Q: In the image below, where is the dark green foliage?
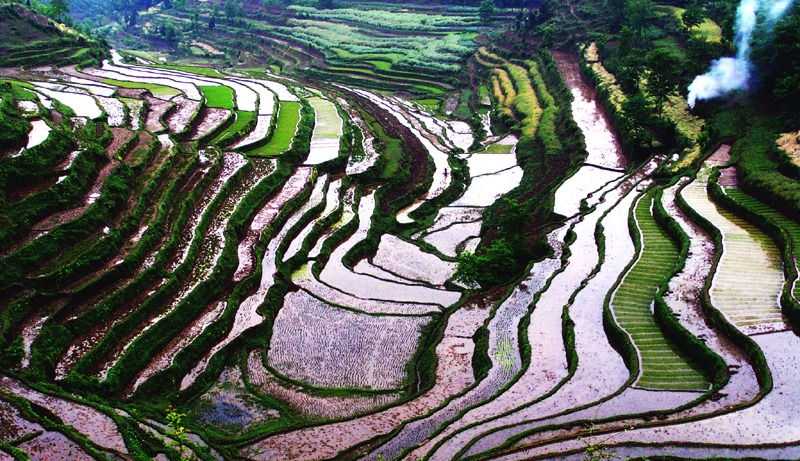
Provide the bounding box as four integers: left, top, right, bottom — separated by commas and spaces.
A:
674, 183, 773, 392
0, 83, 32, 147
644, 48, 682, 113
454, 238, 521, 288
681, 0, 706, 29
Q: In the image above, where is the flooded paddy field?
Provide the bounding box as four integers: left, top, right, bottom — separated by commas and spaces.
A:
0, 42, 798, 461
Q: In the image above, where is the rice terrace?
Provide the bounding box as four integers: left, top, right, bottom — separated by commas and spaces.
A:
1, 0, 800, 458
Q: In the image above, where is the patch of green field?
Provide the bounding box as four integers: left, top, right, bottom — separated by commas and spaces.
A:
367, 60, 393, 71
725, 188, 800, 301
664, 6, 723, 43
416, 99, 441, 111
210, 110, 255, 144
154, 64, 224, 78
247, 101, 301, 156
411, 85, 446, 95
478, 85, 491, 106
331, 48, 405, 63
199, 85, 235, 110
309, 97, 342, 140
612, 193, 709, 391
100, 78, 180, 99
2, 81, 38, 100
379, 137, 403, 179
121, 49, 165, 62
481, 142, 514, 154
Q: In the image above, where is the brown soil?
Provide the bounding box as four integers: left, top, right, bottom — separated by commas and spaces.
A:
6, 175, 60, 204
344, 89, 430, 213
107, 127, 135, 157
124, 131, 153, 164
718, 166, 738, 187
145, 96, 173, 133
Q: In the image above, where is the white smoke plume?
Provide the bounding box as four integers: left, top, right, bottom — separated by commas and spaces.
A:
687, 0, 795, 107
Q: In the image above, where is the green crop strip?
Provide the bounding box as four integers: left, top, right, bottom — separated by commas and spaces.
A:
247, 101, 301, 156
724, 188, 800, 303
100, 78, 180, 99
199, 85, 235, 110
210, 110, 254, 145
611, 193, 709, 391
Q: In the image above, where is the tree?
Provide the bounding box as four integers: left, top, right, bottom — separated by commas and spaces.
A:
479, 0, 495, 23
771, 3, 800, 124
455, 238, 518, 288
623, 0, 657, 43
644, 48, 681, 113
47, 0, 69, 22
681, 0, 706, 30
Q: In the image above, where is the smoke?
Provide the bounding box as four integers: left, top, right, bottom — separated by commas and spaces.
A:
687, 0, 795, 107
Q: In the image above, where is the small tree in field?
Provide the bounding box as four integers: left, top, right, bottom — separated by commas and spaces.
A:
479, 0, 495, 23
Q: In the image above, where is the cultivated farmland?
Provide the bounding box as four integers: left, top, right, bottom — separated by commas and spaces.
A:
2, 2, 800, 460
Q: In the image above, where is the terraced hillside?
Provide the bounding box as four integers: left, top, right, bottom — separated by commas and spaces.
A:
2, 20, 800, 461
0, 3, 107, 69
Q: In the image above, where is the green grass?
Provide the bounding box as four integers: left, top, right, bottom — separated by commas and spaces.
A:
416, 99, 441, 111
664, 6, 723, 43
682, 180, 784, 327
481, 142, 514, 154
367, 60, 393, 71
308, 97, 342, 140
153, 64, 224, 78
199, 85, 235, 110
100, 78, 180, 99
247, 101, 301, 156
331, 48, 405, 63
210, 110, 255, 145
611, 193, 709, 391
725, 188, 800, 302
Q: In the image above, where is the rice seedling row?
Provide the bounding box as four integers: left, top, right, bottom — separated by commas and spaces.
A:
608, 192, 709, 390
723, 187, 800, 302
410, 158, 659, 460
180, 167, 316, 390
681, 170, 786, 332
246, 348, 403, 420
304, 96, 344, 165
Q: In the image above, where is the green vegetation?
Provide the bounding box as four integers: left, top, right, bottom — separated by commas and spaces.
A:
247, 101, 301, 156
211, 110, 255, 145
199, 85, 235, 110
723, 188, 800, 305
2, 0, 800, 458
101, 78, 181, 98
0, 3, 107, 68
611, 193, 709, 390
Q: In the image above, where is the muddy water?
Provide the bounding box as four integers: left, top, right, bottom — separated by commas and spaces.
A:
181, 168, 316, 390
0, 376, 127, 452
247, 349, 403, 420
317, 193, 460, 308
267, 289, 431, 390
241, 289, 506, 461
282, 178, 341, 262
370, 222, 567, 460
36, 87, 103, 119
545, 331, 800, 459
552, 51, 627, 170
417, 161, 658, 461
191, 108, 231, 140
